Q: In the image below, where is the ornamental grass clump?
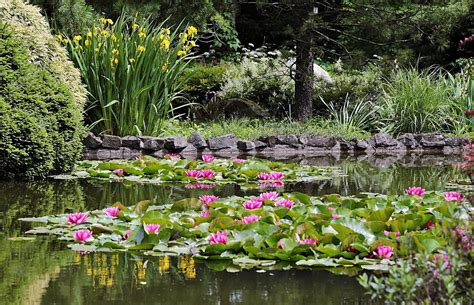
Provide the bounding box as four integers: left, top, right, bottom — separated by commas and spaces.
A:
63, 15, 198, 136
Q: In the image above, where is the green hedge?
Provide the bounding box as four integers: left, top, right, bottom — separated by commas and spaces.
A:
0, 25, 83, 179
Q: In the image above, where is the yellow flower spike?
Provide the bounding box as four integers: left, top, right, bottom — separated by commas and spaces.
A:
111, 57, 118, 64
165, 28, 170, 35
100, 30, 109, 37
100, 17, 107, 24
137, 45, 145, 53
87, 31, 92, 37
132, 23, 139, 31
73, 35, 82, 41
187, 26, 198, 36
160, 39, 170, 50
106, 19, 114, 25
56, 34, 63, 41
139, 31, 146, 38
75, 45, 82, 50
112, 48, 119, 55
129, 57, 135, 63
95, 47, 100, 53
161, 63, 168, 72
111, 34, 117, 42
190, 41, 196, 47
85, 39, 91, 47
177, 50, 187, 57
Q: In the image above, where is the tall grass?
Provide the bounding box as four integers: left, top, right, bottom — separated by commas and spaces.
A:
321, 95, 377, 133
379, 68, 465, 135
63, 14, 197, 135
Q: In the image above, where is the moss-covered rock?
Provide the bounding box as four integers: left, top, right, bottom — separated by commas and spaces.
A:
0, 22, 83, 179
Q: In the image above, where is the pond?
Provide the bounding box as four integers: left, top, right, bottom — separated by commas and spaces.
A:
0, 154, 469, 305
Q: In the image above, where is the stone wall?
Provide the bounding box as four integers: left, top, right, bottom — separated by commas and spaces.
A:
83, 132, 472, 160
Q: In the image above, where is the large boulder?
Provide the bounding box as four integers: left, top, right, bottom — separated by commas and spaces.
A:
188, 132, 207, 148
420, 133, 445, 147
102, 135, 122, 149
208, 134, 237, 150
368, 133, 400, 148
140, 136, 164, 150
164, 136, 188, 151
303, 136, 337, 148
83, 132, 102, 149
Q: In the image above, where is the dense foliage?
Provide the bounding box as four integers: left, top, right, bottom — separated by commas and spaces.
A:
0, 25, 83, 179
64, 15, 198, 135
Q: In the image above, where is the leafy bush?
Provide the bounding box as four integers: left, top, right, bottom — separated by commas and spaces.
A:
378, 68, 467, 135
359, 224, 473, 304
181, 63, 230, 103
65, 15, 198, 136
0, 25, 83, 179
314, 65, 382, 113
29, 0, 98, 36
0, 0, 86, 106
220, 48, 294, 118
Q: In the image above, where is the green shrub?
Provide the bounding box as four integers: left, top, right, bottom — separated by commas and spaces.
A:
220, 48, 294, 118
358, 224, 473, 304
314, 66, 382, 113
378, 68, 467, 135
29, 0, 98, 36
0, 0, 87, 106
0, 25, 83, 179
65, 14, 198, 136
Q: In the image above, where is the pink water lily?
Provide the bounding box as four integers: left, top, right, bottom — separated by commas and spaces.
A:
73, 229, 94, 243
443, 192, 464, 202
199, 195, 219, 207
277, 239, 286, 249
243, 198, 263, 210
331, 214, 342, 219
113, 168, 125, 175
259, 191, 279, 201
200, 211, 210, 218
299, 238, 317, 245
103, 206, 120, 217
185, 170, 201, 178
199, 169, 215, 179
242, 214, 260, 224
67, 212, 88, 225
233, 159, 246, 164
328, 207, 335, 212
202, 155, 215, 162
270, 172, 284, 180
209, 231, 228, 244
405, 186, 425, 196
384, 230, 401, 237
144, 224, 160, 234
373, 245, 393, 259
275, 199, 294, 209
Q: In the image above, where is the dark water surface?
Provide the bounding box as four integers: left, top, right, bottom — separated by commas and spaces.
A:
0, 156, 469, 305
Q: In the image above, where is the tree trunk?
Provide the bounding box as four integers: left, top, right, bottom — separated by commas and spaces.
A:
294, 29, 314, 122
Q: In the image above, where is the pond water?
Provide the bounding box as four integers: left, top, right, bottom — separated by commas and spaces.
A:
0, 155, 470, 305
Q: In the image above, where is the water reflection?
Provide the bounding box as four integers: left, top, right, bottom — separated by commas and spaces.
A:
0, 156, 470, 304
